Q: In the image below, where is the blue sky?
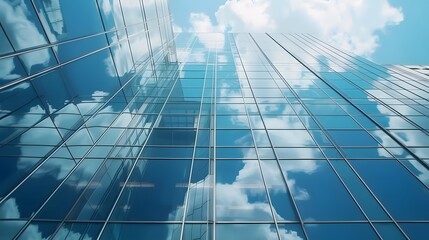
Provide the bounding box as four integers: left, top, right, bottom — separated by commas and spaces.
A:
170, 0, 429, 65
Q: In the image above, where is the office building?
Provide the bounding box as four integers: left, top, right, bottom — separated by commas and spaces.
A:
0, 0, 428, 239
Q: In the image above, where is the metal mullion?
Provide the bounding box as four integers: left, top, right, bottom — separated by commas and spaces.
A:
288, 34, 429, 164
45, 70, 174, 239
230, 33, 281, 240
21, 0, 61, 67
179, 40, 211, 240
271, 33, 429, 170
300, 76, 429, 189
117, 0, 138, 66
0, 22, 16, 56
28, 0, 61, 64
93, 33, 197, 239
211, 38, 219, 240
140, 0, 157, 79
163, 0, 178, 62
302, 32, 429, 91
293, 34, 429, 135
303, 34, 429, 88
266, 33, 416, 238
95, 0, 131, 95
299, 34, 429, 105
291, 29, 426, 204
250, 33, 389, 240
243, 33, 310, 240
390, 65, 429, 83
0, 51, 155, 206
93, 72, 180, 239
296, 33, 429, 101
0, 21, 32, 79
152, 0, 166, 55
0, 34, 133, 91
0, 22, 144, 60
14, 68, 172, 240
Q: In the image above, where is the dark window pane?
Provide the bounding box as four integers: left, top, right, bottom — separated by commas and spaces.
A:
279, 160, 365, 221
100, 224, 181, 240
305, 223, 378, 240
350, 160, 429, 220
111, 159, 191, 221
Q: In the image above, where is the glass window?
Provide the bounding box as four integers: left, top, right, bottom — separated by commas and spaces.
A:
61, 49, 121, 99
0, 220, 26, 239
0, 156, 76, 219
147, 129, 196, 146
279, 160, 365, 220
186, 160, 211, 221
374, 223, 407, 240
1, 0, 48, 50
111, 159, 191, 221
141, 147, 194, 158
317, 116, 361, 129
216, 130, 253, 147
216, 160, 272, 221
305, 223, 378, 240
33, 0, 104, 42
100, 223, 181, 240
277, 224, 306, 240
0, 27, 13, 54
183, 224, 211, 240
53, 222, 102, 240
331, 160, 389, 220
350, 159, 429, 220
268, 130, 316, 147
35, 159, 103, 219
216, 115, 249, 129
260, 160, 298, 221
55, 35, 108, 63
216, 224, 279, 240
216, 147, 257, 159
0, 57, 27, 84
328, 130, 379, 147
262, 115, 305, 129
400, 223, 429, 240
19, 221, 59, 240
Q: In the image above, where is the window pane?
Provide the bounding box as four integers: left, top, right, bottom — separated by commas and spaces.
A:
111, 159, 191, 221
100, 224, 181, 240
279, 160, 365, 220
350, 160, 429, 220
305, 223, 378, 240
216, 160, 272, 221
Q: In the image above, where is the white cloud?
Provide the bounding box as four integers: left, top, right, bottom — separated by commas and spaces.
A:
172, 23, 183, 33
0, 58, 21, 80
189, 12, 225, 33
213, 0, 403, 56
189, 13, 225, 50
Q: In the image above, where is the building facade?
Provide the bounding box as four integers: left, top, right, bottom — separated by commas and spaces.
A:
1, 1, 429, 240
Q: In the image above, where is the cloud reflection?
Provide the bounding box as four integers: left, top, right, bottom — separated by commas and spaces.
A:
0, 0, 52, 73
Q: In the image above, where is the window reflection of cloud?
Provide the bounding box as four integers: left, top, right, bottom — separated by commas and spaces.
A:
0, 58, 22, 81
0, 198, 92, 239
374, 103, 429, 185
214, 160, 307, 239
217, 223, 304, 240
0, 0, 52, 75
101, 0, 137, 77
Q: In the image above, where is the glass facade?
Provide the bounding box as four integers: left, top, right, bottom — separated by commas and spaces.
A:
1, 1, 429, 240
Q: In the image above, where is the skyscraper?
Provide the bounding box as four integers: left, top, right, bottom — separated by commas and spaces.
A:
0, 1, 428, 240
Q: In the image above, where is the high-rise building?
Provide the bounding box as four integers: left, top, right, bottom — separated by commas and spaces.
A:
0, 1, 428, 240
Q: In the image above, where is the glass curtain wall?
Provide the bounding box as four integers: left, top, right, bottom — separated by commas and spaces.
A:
1, 1, 429, 239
